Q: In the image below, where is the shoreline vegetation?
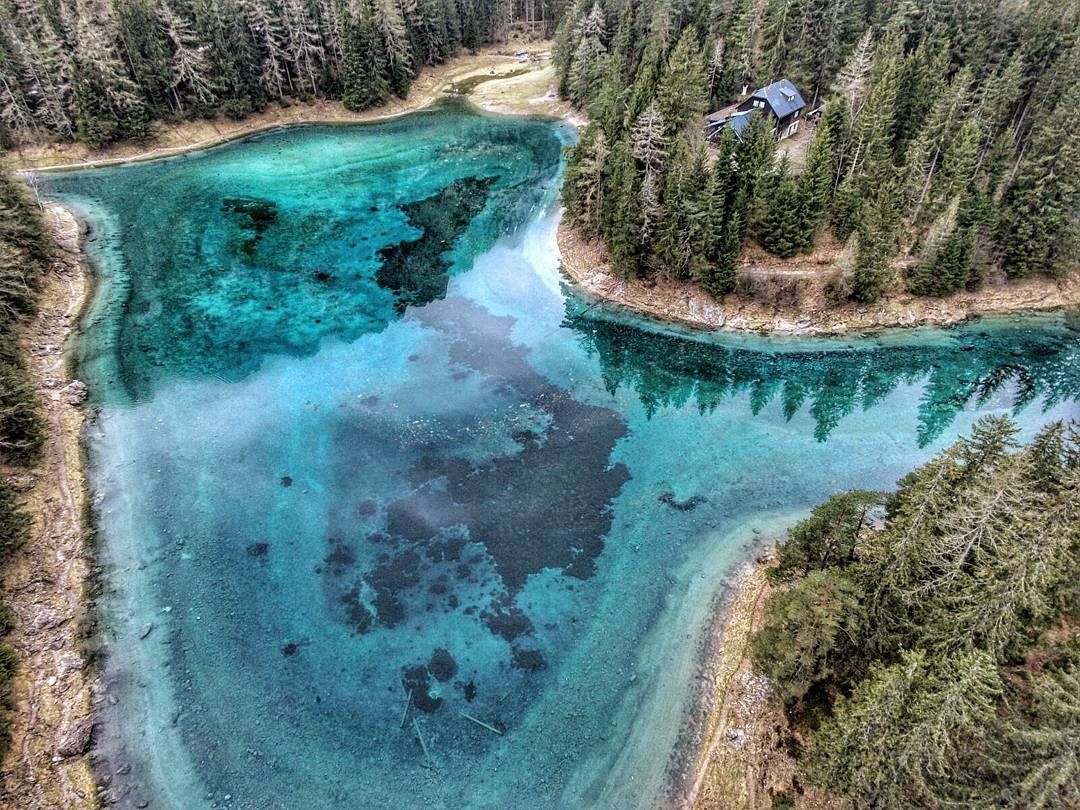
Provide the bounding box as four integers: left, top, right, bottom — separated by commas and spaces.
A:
0, 202, 95, 808
741, 422, 1079, 809
6, 44, 573, 173
689, 419, 1079, 810
559, 219, 1080, 335
682, 556, 843, 810
554, 0, 1080, 337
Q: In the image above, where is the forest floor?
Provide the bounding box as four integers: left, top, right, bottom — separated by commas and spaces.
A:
559, 221, 1080, 335
4, 40, 574, 172
0, 204, 97, 808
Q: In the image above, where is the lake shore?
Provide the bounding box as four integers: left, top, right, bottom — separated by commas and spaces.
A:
13, 57, 1075, 810
678, 558, 776, 810
559, 220, 1080, 336
1, 54, 576, 808
678, 555, 841, 810
5, 42, 577, 173
0, 203, 96, 808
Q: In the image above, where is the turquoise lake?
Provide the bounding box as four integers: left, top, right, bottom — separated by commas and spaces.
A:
38, 106, 1080, 809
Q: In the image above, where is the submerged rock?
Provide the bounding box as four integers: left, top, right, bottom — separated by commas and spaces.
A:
401, 664, 442, 713
511, 648, 547, 672
428, 648, 457, 682
658, 491, 707, 512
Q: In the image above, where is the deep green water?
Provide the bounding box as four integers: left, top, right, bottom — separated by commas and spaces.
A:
38, 106, 1080, 810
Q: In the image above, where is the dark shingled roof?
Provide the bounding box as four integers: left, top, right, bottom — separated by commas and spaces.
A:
703, 108, 761, 141
751, 79, 806, 119
727, 108, 758, 138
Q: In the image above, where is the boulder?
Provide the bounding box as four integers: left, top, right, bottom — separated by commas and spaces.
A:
56, 715, 95, 758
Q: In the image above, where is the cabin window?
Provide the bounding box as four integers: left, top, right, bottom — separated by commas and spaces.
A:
754, 99, 764, 109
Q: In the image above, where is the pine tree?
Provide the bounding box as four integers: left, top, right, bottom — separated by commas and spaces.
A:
562, 126, 609, 236
160, 4, 217, 114
605, 137, 643, 277
247, 0, 293, 97
655, 26, 707, 134
787, 0, 861, 109
755, 155, 802, 258
997, 84, 1080, 278
848, 188, 897, 303
283, 0, 325, 96
340, 9, 370, 110
629, 100, 667, 174
700, 185, 745, 297
567, 4, 607, 106
70, 2, 149, 147
902, 67, 972, 223
794, 115, 833, 250
803, 650, 1002, 808
751, 569, 865, 702
705, 36, 729, 110
908, 224, 975, 296
13, 3, 76, 136
375, 0, 414, 97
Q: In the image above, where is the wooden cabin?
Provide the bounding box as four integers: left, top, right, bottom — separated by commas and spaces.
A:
705, 79, 807, 142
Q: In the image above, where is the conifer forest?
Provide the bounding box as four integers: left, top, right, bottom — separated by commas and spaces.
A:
556, 0, 1078, 302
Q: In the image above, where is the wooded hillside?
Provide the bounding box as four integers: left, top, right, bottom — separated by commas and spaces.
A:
0, 165, 53, 759
556, 0, 1079, 303
751, 418, 1079, 808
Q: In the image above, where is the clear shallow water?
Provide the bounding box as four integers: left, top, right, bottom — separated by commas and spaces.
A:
38, 107, 1080, 810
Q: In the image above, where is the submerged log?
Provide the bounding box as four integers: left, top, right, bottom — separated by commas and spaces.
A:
460, 712, 502, 735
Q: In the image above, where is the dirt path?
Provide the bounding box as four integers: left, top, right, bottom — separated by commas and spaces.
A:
5, 43, 571, 173
559, 221, 1080, 335
0, 203, 96, 808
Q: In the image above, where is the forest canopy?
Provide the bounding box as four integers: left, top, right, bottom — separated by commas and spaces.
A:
0, 0, 564, 148
555, 0, 1080, 301
752, 417, 1080, 809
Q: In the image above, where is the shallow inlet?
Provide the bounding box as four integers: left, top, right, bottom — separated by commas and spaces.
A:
39, 107, 1080, 809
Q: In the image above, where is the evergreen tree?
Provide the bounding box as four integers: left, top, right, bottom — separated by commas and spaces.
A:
655, 26, 706, 134
562, 125, 609, 236
848, 188, 897, 303
604, 136, 642, 277
902, 67, 972, 223
160, 3, 217, 114
751, 418, 1080, 809
997, 84, 1080, 278
71, 5, 149, 147
803, 650, 1002, 809
567, 4, 607, 107
793, 115, 833, 250
751, 569, 865, 703
908, 223, 975, 296
755, 155, 802, 258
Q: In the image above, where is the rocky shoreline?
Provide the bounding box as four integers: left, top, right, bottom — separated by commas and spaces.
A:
0, 203, 97, 808
558, 220, 1080, 336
